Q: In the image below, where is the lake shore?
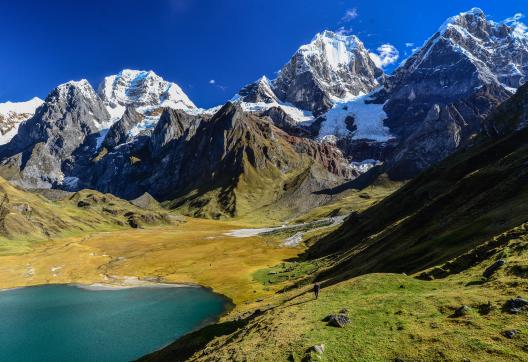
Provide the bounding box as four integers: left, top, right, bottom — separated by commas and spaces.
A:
0, 219, 301, 307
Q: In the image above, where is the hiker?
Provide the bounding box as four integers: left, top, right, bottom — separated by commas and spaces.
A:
313, 283, 321, 299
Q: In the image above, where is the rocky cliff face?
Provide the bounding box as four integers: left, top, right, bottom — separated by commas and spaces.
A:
375, 8, 528, 178
101, 106, 144, 150
483, 82, 528, 138
238, 76, 279, 104
0, 80, 109, 188
81, 103, 355, 218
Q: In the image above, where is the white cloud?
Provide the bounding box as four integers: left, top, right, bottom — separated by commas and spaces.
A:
405, 42, 414, 47
504, 12, 528, 36
336, 26, 353, 35
369, 43, 399, 68
504, 12, 524, 23
342, 8, 358, 22
208, 79, 227, 91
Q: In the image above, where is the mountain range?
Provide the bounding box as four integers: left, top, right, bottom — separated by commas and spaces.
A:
3, 6, 528, 361
0, 8, 527, 219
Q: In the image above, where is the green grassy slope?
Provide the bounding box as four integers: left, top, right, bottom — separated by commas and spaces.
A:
162, 104, 352, 222
141, 88, 528, 361
309, 126, 528, 282
141, 223, 528, 362
0, 178, 171, 254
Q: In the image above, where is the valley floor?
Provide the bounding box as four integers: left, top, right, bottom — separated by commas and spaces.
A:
0, 218, 302, 306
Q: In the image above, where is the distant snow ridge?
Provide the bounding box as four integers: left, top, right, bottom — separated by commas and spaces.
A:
97, 69, 196, 123
0, 97, 44, 116
0, 97, 44, 145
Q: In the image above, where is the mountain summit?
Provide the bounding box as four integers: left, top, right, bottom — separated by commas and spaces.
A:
272, 30, 382, 114
97, 69, 196, 122
375, 7, 528, 177
239, 31, 382, 115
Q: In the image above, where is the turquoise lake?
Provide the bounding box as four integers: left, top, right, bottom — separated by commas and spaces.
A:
0, 284, 229, 361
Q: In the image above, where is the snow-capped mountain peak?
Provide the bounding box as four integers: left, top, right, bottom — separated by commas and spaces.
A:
50, 79, 99, 103
405, 8, 528, 91
298, 30, 361, 71
238, 75, 279, 104
92, 69, 198, 146
272, 30, 383, 114
438, 7, 486, 32
0, 97, 44, 145
97, 69, 196, 116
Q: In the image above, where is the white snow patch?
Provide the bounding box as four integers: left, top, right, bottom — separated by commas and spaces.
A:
62, 177, 79, 189
350, 159, 382, 173
0, 97, 44, 145
127, 112, 160, 137
0, 97, 43, 115
299, 30, 359, 71
318, 93, 393, 142
239, 101, 314, 124
95, 129, 109, 149
282, 232, 304, 247
0, 124, 22, 145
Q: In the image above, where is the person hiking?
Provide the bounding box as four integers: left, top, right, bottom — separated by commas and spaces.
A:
313, 283, 321, 299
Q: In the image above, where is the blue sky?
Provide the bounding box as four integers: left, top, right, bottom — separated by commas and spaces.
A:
0, 0, 525, 107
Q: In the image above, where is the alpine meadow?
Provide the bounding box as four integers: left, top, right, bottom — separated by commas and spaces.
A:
1, 2, 528, 361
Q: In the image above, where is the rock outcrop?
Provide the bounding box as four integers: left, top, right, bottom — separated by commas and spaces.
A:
0, 80, 109, 188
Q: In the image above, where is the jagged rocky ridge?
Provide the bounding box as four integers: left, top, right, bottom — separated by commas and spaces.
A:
0, 80, 109, 189
1, 8, 527, 216
311, 80, 528, 281
0, 71, 202, 190
238, 9, 528, 179
0, 76, 356, 218
237, 30, 383, 115
373, 8, 528, 178
83, 103, 356, 218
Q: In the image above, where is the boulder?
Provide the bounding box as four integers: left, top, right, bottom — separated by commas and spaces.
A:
478, 301, 493, 315
326, 313, 350, 328
77, 200, 91, 208
310, 344, 325, 355
504, 330, 519, 339
454, 305, 471, 317
483, 259, 506, 278
504, 297, 528, 314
